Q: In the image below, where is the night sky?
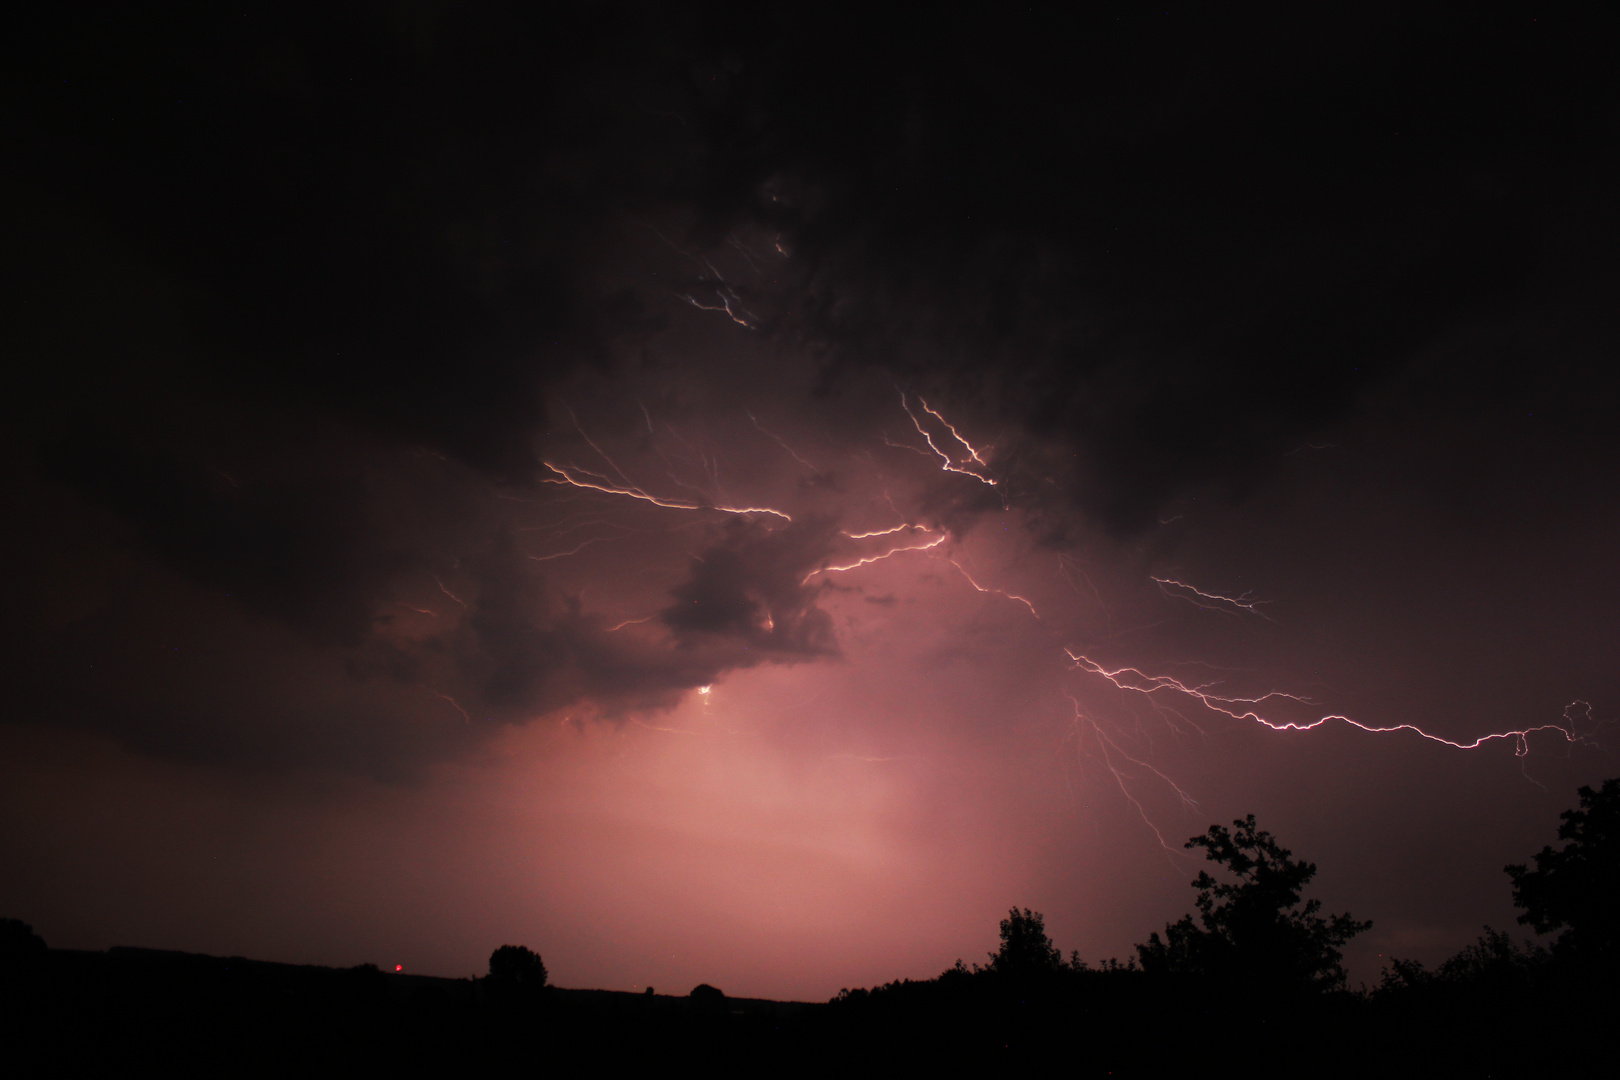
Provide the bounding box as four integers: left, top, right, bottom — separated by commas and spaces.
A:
4, 6, 1617, 998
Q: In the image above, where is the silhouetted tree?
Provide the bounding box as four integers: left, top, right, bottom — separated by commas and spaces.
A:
688, 983, 727, 1019
0, 919, 46, 991
987, 908, 1063, 976
0, 919, 46, 959
1137, 814, 1370, 992
1377, 926, 1549, 997
486, 945, 547, 998
1505, 777, 1620, 963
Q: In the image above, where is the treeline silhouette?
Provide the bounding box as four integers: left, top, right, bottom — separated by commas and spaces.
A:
4, 779, 1615, 1074
824, 779, 1620, 1074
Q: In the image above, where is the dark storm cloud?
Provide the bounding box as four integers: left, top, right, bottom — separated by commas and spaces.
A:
13, 4, 703, 477
663, 519, 838, 656
668, 7, 1620, 530
441, 536, 731, 720
4, 5, 724, 768
7, 4, 1617, 773
343, 519, 841, 734
15, 5, 1619, 515
38, 429, 406, 645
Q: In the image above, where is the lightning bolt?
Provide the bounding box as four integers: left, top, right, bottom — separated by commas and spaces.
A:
651, 226, 760, 329
747, 410, 820, 474
1066, 650, 1586, 757
679, 287, 755, 328
842, 523, 929, 539
1064, 693, 1197, 855
529, 538, 606, 562
898, 392, 997, 486
940, 557, 1040, 618
430, 690, 471, 724
605, 614, 658, 633
542, 461, 791, 521
1151, 577, 1273, 620
804, 530, 949, 584
434, 576, 467, 606
919, 398, 992, 471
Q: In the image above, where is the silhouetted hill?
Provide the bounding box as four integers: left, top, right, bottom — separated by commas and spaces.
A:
2, 943, 827, 1073
4, 936, 1615, 1076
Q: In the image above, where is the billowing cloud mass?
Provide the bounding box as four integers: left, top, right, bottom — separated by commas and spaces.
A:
2, 6, 1618, 997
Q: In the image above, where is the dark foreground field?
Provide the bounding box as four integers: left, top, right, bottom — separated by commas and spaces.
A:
3, 940, 1611, 1077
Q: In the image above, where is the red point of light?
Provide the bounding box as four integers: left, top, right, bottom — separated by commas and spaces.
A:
394, 964, 403, 972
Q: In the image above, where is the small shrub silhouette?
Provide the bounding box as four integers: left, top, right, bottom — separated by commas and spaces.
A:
688, 983, 726, 1018
486, 945, 547, 999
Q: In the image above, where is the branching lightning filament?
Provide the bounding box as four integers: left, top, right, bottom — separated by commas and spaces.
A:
1066, 650, 1585, 757
899, 392, 997, 486
541, 461, 791, 521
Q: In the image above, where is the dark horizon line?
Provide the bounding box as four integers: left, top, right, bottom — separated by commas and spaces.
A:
30, 940, 828, 1008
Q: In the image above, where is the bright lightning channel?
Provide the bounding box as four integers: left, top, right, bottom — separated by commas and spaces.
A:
899, 392, 997, 486
1066, 650, 1585, 757
541, 461, 791, 521
1064, 693, 1198, 854
941, 558, 1040, 618
803, 531, 948, 584
841, 523, 925, 540
1151, 576, 1273, 620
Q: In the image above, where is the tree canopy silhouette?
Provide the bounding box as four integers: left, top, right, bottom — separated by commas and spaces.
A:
486, 945, 547, 998
688, 982, 727, 1020
1506, 777, 1620, 963
1137, 814, 1370, 992
987, 908, 1064, 976
0, 919, 46, 958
